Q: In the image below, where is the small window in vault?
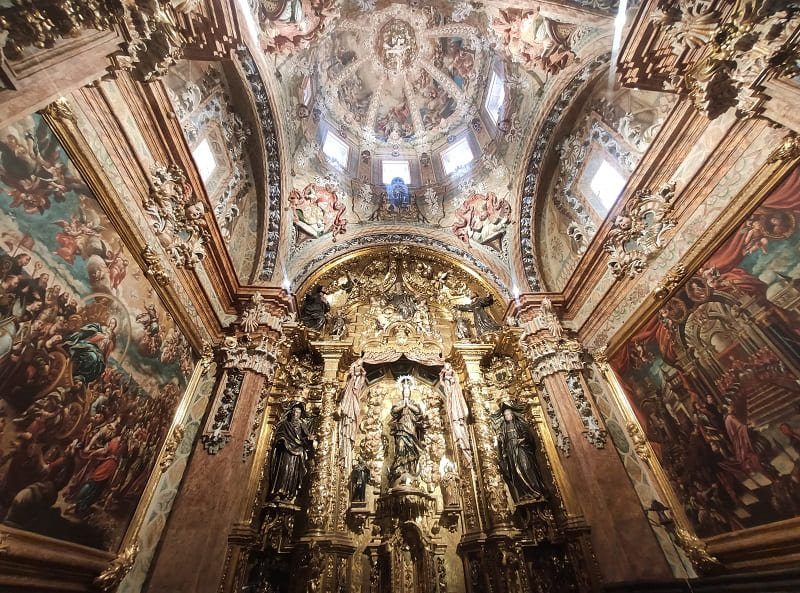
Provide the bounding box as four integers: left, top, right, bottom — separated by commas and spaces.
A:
193, 138, 217, 183
485, 70, 505, 125
323, 130, 349, 168
590, 160, 626, 212
382, 160, 411, 185
441, 137, 474, 176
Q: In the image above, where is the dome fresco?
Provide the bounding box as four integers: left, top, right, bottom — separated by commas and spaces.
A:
251, 0, 624, 289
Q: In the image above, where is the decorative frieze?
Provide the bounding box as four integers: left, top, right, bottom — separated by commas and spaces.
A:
523, 339, 585, 384
565, 373, 607, 450
604, 182, 676, 280
219, 335, 278, 377
201, 369, 244, 454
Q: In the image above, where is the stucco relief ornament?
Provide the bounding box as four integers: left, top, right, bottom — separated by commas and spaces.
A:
651, 1, 718, 53
145, 164, 210, 269
604, 182, 676, 280
288, 182, 347, 243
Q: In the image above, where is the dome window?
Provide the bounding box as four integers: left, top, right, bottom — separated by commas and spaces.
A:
485, 69, 505, 125
323, 130, 350, 169
441, 137, 474, 176
590, 159, 626, 213
382, 160, 411, 185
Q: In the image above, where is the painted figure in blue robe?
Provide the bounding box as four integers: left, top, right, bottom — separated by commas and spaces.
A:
62, 319, 117, 384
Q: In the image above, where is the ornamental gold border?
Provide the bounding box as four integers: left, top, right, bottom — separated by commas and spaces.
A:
295, 244, 508, 309
118, 356, 212, 552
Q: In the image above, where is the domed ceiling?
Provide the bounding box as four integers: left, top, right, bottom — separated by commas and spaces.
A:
247, 0, 624, 293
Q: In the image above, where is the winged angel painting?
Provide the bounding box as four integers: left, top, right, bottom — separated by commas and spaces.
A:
0, 114, 193, 552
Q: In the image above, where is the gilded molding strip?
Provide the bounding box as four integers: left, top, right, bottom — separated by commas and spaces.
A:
592, 350, 722, 572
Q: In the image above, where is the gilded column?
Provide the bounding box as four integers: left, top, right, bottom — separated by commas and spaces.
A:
300, 340, 356, 593
454, 343, 514, 532
305, 340, 351, 535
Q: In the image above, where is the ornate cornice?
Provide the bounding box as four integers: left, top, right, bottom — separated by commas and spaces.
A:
292, 234, 512, 299
620, 0, 800, 121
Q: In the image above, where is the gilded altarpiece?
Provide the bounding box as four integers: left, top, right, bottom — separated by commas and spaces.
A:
229, 248, 600, 593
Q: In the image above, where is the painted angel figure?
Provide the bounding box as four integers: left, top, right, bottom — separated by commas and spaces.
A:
61, 319, 117, 384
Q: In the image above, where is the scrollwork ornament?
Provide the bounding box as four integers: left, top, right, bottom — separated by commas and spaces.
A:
41, 98, 77, 124
768, 132, 800, 164
590, 345, 610, 372
141, 245, 169, 286
566, 373, 606, 449
159, 423, 185, 472
653, 263, 687, 300
604, 182, 676, 280
656, 0, 800, 120
144, 164, 210, 269
674, 527, 722, 574
94, 542, 139, 592
625, 421, 651, 462
199, 341, 214, 373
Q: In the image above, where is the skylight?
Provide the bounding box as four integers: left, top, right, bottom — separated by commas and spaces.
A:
485, 70, 505, 125
590, 160, 626, 212
192, 138, 217, 183
382, 160, 411, 185
323, 131, 349, 168
441, 138, 474, 176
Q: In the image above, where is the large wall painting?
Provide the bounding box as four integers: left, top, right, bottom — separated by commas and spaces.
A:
0, 114, 193, 551
611, 167, 800, 538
